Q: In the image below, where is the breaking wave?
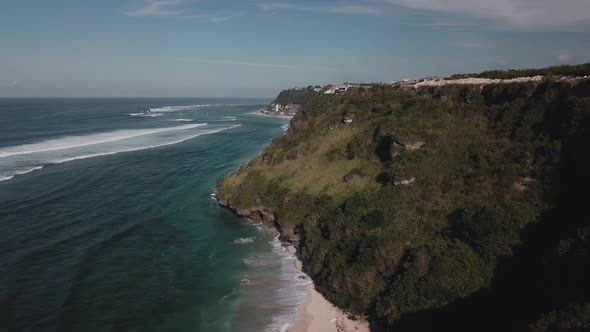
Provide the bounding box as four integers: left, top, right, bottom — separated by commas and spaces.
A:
149, 105, 213, 113
130, 113, 163, 117
0, 124, 207, 158
232, 232, 310, 332
0, 124, 240, 182
233, 237, 256, 245
148, 104, 246, 113
0, 166, 45, 182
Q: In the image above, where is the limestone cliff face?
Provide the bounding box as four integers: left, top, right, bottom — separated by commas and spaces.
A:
217, 196, 299, 244
217, 73, 590, 331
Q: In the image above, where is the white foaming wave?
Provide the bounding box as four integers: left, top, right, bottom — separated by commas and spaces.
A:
52, 125, 240, 164
149, 103, 249, 113
0, 124, 241, 182
235, 229, 310, 332
233, 237, 256, 244
149, 105, 213, 113
243, 257, 269, 267
0, 166, 45, 182
219, 289, 238, 303
0, 124, 207, 158
168, 119, 193, 122
129, 112, 163, 117
264, 235, 311, 332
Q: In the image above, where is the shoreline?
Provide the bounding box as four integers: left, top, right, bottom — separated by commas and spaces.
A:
289, 254, 370, 332
252, 110, 294, 119
214, 198, 370, 332
215, 157, 369, 332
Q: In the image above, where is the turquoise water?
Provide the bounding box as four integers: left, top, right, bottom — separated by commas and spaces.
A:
0, 99, 308, 331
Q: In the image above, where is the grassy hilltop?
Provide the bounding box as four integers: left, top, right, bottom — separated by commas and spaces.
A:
218, 65, 590, 331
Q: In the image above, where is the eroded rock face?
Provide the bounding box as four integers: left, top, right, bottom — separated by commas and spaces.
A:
514, 177, 535, 192
278, 224, 300, 245
374, 125, 426, 162
394, 177, 416, 186
217, 195, 301, 246
392, 132, 426, 151
236, 207, 276, 225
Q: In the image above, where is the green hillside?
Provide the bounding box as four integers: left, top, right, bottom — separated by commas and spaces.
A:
218, 70, 590, 331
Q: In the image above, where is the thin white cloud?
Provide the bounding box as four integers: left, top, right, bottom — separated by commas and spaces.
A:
9, 80, 21, 88
258, 3, 382, 16
125, 0, 184, 17
125, 0, 235, 22
378, 0, 590, 27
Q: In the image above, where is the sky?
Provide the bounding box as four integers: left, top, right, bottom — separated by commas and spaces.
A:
1, 0, 589, 97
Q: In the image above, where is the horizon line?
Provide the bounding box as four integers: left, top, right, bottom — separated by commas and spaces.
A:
0, 96, 275, 99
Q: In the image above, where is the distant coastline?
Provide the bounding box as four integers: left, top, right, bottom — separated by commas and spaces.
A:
253, 109, 294, 119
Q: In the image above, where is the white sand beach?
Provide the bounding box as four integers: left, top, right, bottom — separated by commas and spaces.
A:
290, 284, 370, 332
289, 259, 370, 332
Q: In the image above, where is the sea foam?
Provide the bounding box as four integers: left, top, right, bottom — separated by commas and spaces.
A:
148, 104, 246, 113
0, 166, 45, 182
233, 231, 310, 332
129, 113, 163, 117
0, 124, 240, 182
0, 124, 207, 158
149, 105, 212, 113
233, 237, 256, 244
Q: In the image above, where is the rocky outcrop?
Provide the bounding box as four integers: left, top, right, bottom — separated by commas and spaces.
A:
236, 207, 276, 225
374, 125, 425, 162
513, 177, 535, 192
394, 177, 416, 186
396, 135, 426, 151
217, 197, 300, 245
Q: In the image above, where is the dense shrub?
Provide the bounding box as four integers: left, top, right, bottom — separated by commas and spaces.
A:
271, 88, 318, 106
450, 63, 590, 79
451, 202, 539, 260
218, 72, 590, 331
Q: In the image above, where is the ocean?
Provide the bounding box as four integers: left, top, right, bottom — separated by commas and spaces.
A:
0, 98, 309, 332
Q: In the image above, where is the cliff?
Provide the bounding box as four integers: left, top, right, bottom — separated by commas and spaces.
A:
218, 67, 590, 331
260, 87, 319, 117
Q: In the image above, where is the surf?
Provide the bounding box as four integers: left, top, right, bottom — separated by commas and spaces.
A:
0, 124, 207, 158
149, 105, 213, 112
148, 104, 245, 113
0, 124, 240, 182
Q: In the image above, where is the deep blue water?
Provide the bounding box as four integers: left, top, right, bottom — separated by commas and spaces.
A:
0, 98, 308, 332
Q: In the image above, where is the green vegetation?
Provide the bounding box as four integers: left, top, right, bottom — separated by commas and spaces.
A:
450, 62, 590, 79
218, 68, 590, 331
270, 87, 319, 106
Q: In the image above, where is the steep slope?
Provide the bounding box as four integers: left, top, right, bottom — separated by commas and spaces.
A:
218, 73, 590, 331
